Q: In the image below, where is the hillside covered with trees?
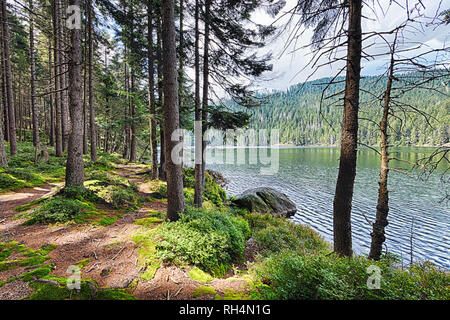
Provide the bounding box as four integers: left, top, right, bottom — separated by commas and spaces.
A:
229, 75, 449, 146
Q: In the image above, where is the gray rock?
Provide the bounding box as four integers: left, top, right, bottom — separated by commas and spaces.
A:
232, 187, 297, 218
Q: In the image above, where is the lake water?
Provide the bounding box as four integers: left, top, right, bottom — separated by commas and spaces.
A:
203, 147, 449, 269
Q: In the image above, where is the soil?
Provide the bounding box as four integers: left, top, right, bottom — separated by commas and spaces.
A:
0, 164, 256, 300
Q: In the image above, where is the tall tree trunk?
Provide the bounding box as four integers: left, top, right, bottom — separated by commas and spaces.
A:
1, 0, 17, 155
193, 0, 202, 207
0, 12, 6, 166
53, 0, 63, 156
65, 0, 85, 187
82, 15, 88, 154
148, 2, 158, 179
161, 0, 185, 220
129, 72, 136, 162
1, 19, 9, 144
0, 89, 6, 166
178, 0, 183, 109
29, 0, 40, 150
157, 17, 166, 180
369, 36, 397, 260
123, 52, 130, 160
88, 0, 97, 161
58, 0, 69, 152
201, 0, 211, 189
48, 38, 55, 147
332, 0, 362, 257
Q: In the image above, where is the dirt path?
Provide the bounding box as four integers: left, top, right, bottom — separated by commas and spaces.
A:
0, 164, 253, 300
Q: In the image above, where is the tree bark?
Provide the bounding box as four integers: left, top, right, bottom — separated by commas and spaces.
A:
53, 0, 63, 156
161, 0, 185, 220
0, 10, 7, 166
88, 0, 97, 161
201, 0, 211, 189
193, 0, 203, 207
58, 0, 69, 152
157, 16, 166, 180
147, 1, 158, 179
369, 36, 397, 260
65, 0, 85, 187
332, 0, 362, 257
82, 14, 88, 154
122, 49, 130, 160
1, 0, 17, 155
48, 38, 55, 147
29, 0, 40, 150
129, 72, 136, 162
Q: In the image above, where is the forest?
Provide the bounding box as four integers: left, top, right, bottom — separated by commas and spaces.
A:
231, 75, 449, 146
0, 0, 449, 304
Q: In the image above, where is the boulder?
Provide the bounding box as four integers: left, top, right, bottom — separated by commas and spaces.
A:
232, 187, 297, 218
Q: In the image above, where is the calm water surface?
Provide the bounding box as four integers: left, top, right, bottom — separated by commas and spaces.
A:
204, 147, 449, 269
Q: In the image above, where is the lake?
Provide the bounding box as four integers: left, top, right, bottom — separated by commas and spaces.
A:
203, 146, 449, 269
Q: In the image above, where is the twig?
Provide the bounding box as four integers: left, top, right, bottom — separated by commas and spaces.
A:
110, 247, 125, 260
173, 287, 183, 298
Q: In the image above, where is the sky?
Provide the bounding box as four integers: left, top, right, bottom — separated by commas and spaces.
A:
248, 0, 450, 93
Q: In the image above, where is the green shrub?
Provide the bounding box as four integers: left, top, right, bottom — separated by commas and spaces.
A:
155, 184, 167, 198
203, 172, 227, 206
155, 206, 250, 276
106, 186, 136, 209
181, 168, 227, 207
243, 213, 329, 257
26, 197, 95, 224
255, 252, 450, 300
182, 167, 196, 188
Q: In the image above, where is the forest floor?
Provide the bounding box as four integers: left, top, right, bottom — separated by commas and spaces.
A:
0, 164, 256, 300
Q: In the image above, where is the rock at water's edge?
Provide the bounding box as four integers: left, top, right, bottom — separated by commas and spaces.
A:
232, 187, 297, 218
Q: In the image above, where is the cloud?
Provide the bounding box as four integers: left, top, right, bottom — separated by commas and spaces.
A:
255, 0, 450, 92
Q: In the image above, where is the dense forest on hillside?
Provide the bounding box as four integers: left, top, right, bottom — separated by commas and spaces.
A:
228, 75, 449, 146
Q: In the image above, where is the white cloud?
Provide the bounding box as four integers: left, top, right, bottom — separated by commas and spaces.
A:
254, 0, 450, 93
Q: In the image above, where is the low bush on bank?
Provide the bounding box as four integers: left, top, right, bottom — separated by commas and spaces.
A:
155, 206, 250, 276
182, 168, 227, 207
254, 252, 449, 300
242, 213, 329, 256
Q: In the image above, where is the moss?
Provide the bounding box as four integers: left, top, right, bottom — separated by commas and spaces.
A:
193, 285, 217, 298
0, 142, 67, 193
19, 264, 54, 282
188, 267, 214, 283
26, 274, 138, 300
134, 216, 163, 227
0, 242, 56, 271
98, 216, 119, 226
220, 289, 252, 300
76, 258, 91, 270
132, 230, 161, 281
14, 197, 48, 212
96, 288, 138, 300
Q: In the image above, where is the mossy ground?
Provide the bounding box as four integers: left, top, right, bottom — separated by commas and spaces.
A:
0, 241, 137, 300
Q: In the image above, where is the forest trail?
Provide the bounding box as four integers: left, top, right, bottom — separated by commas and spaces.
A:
0, 164, 253, 300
